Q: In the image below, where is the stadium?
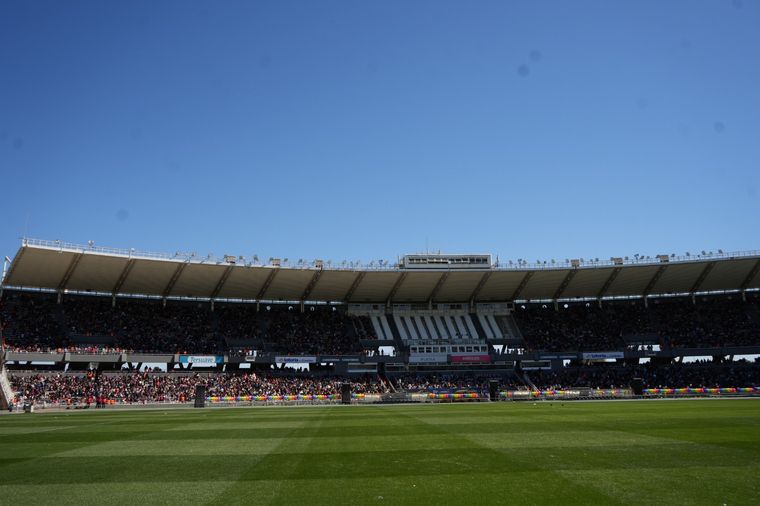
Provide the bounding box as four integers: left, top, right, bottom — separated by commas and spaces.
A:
3, 1, 760, 504
1, 238, 760, 503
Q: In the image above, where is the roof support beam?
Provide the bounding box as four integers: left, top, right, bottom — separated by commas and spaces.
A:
511, 271, 534, 301
642, 264, 668, 298
343, 271, 365, 302
300, 269, 323, 302
468, 271, 492, 307
162, 262, 188, 298
385, 272, 408, 307
427, 271, 450, 306
57, 252, 84, 291
552, 270, 577, 300
112, 259, 135, 295
256, 268, 279, 300
209, 265, 234, 299
740, 258, 760, 291
689, 261, 716, 294
597, 267, 622, 299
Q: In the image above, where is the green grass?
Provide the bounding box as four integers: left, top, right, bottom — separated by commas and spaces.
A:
1, 400, 759, 505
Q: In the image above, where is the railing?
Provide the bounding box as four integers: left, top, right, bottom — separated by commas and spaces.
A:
20, 238, 399, 271
493, 249, 760, 271
20, 238, 760, 273
23, 238, 177, 261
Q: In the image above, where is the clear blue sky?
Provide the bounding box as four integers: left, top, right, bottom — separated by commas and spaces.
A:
1, 1, 758, 266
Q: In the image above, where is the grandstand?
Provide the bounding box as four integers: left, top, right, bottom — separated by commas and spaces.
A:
1, 238, 760, 408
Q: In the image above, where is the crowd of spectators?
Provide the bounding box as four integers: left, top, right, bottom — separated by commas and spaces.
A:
1, 291, 372, 355
4, 291, 759, 355
0, 293, 65, 351
261, 306, 364, 355
390, 373, 520, 393
8, 362, 760, 406
528, 362, 760, 390
514, 294, 760, 351
9, 371, 384, 405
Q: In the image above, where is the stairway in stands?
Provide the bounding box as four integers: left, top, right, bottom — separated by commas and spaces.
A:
518, 370, 539, 392
378, 371, 397, 393
0, 364, 15, 410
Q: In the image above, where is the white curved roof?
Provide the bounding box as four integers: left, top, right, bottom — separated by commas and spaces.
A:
3, 239, 760, 303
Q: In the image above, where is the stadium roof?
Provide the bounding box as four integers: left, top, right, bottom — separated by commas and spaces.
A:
3, 239, 760, 304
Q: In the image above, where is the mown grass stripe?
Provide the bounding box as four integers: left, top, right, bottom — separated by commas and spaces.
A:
0, 400, 758, 505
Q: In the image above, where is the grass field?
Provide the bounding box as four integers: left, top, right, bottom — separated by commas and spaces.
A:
1, 400, 759, 505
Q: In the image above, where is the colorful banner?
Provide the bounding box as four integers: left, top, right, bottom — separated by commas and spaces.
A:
641, 387, 758, 395
178, 355, 223, 366
409, 354, 448, 364
581, 352, 624, 360
274, 356, 317, 364
205, 393, 365, 403
427, 392, 480, 400
450, 354, 491, 363
500, 386, 760, 399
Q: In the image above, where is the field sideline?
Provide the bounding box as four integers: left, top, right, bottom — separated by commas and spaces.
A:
1, 400, 759, 505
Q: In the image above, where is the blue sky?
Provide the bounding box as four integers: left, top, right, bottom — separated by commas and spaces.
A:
1, 1, 758, 266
